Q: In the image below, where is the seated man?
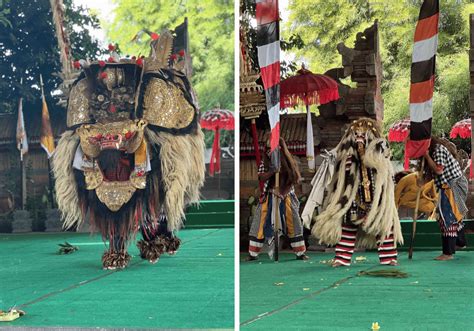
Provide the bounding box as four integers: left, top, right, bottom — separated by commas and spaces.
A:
394, 170, 437, 217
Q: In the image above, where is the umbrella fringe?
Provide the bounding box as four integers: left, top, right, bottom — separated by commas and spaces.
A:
280, 89, 339, 109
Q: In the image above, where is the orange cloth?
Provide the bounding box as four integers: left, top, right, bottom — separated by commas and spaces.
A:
395, 173, 437, 215
441, 184, 463, 222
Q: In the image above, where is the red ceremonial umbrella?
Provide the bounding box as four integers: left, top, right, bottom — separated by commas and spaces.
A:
200, 108, 234, 176
280, 67, 339, 171
280, 67, 340, 108
388, 119, 411, 170
449, 119, 472, 179
450, 119, 471, 139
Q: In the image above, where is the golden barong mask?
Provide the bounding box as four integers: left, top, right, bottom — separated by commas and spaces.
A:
67, 31, 197, 132
66, 30, 198, 212
77, 119, 147, 158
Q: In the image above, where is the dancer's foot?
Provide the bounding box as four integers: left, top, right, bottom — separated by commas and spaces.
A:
382, 260, 398, 266
434, 254, 454, 261
102, 251, 131, 270
331, 260, 346, 268
245, 255, 258, 261
166, 237, 181, 255
296, 254, 310, 261
137, 237, 166, 263
456, 245, 467, 250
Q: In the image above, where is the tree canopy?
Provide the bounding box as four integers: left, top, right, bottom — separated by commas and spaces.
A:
286, 0, 473, 154
0, 0, 104, 115
240, 0, 472, 157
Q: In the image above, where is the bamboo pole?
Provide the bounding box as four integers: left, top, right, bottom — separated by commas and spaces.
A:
408, 157, 425, 259
273, 171, 280, 262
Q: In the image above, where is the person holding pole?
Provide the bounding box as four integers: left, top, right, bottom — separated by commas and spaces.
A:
423, 136, 468, 261
247, 137, 308, 261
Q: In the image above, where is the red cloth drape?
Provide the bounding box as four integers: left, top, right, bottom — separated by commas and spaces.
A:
209, 128, 221, 176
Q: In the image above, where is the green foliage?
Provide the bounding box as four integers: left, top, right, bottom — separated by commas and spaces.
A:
0, 0, 11, 28
287, 0, 472, 160
0, 0, 103, 115
107, 0, 234, 111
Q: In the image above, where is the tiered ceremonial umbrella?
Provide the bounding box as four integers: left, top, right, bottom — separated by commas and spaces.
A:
450, 119, 472, 179
280, 67, 339, 171
200, 108, 234, 176
450, 119, 471, 139
388, 119, 411, 170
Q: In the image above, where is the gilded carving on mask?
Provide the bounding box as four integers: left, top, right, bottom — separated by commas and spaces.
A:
84, 168, 103, 190
77, 119, 148, 158
67, 79, 91, 127
142, 78, 195, 128
95, 181, 137, 212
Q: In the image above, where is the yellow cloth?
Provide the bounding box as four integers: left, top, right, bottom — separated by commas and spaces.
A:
441, 184, 463, 222
394, 173, 437, 215
40, 98, 55, 158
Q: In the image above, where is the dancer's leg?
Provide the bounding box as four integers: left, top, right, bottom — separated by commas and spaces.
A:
333, 221, 358, 267
284, 193, 307, 259
378, 232, 398, 265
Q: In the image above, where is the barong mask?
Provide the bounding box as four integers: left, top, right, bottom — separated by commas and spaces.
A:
310, 117, 403, 249
54, 31, 205, 243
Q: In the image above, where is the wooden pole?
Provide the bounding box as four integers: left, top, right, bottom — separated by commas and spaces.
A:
20, 157, 26, 209
273, 171, 280, 262
408, 157, 425, 259
18, 77, 27, 210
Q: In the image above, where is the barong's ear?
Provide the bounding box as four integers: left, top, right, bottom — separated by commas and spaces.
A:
145, 126, 205, 231
52, 131, 83, 229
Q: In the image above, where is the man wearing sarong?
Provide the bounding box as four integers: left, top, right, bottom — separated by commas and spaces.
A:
247, 138, 308, 261
423, 137, 468, 261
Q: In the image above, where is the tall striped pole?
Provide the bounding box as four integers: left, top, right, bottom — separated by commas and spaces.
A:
256, 0, 281, 261
406, 0, 438, 158
407, 0, 439, 259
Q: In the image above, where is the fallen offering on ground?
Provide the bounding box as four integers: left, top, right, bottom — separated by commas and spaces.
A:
58, 242, 79, 255
358, 269, 409, 278
0, 309, 26, 322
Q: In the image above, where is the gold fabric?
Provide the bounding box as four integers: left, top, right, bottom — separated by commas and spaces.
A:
142, 78, 195, 129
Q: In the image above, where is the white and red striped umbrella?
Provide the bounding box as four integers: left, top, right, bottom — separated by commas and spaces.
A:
449, 119, 471, 139
388, 119, 410, 143
200, 108, 234, 131
200, 108, 234, 176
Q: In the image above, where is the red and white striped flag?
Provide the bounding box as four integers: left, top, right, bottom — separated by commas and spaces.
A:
406, 0, 439, 158
256, 0, 280, 170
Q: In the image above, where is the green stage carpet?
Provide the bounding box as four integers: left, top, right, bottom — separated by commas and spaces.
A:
240, 251, 474, 330
0, 229, 234, 330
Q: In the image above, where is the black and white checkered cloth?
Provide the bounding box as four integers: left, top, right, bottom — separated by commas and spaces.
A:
432, 144, 463, 189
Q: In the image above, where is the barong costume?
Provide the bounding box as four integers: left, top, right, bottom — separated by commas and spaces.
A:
53, 31, 205, 269
310, 118, 403, 266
